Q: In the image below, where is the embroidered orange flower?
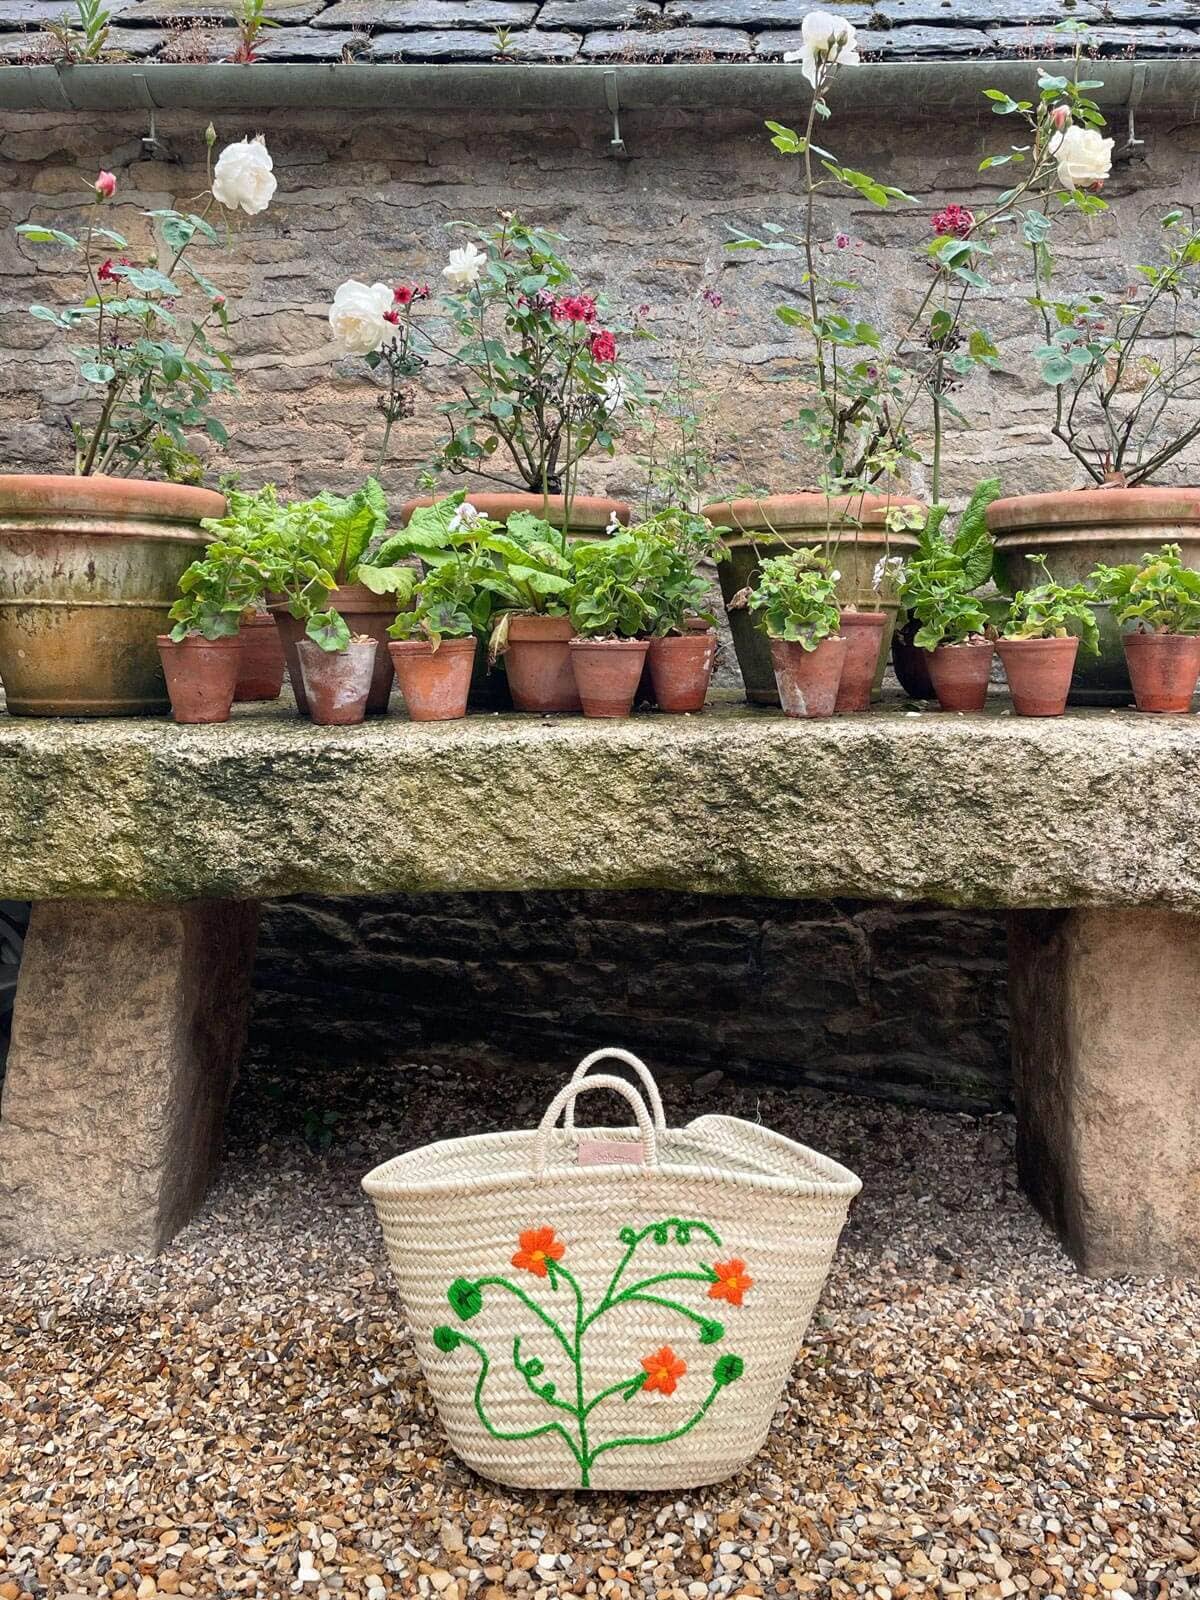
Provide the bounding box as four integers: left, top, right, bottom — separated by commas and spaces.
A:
641, 1345, 687, 1397
708, 1258, 754, 1307
511, 1227, 565, 1278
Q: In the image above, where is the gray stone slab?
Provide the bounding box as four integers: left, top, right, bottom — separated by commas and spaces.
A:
666, 0, 871, 26
538, 0, 659, 27
0, 0, 72, 22
581, 22, 751, 52
316, 0, 532, 25
111, 0, 322, 21
368, 21, 575, 50
1101, 0, 1200, 20
875, 0, 1100, 22
988, 18, 1199, 47
0, 21, 164, 51
245, 21, 364, 52
855, 23, 992, 53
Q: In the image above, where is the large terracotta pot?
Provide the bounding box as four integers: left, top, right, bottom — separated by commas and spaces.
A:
269, 582, 396, 717
703, 493, 922, 705
988, 486, 1200, 707
0, 474, 223, 717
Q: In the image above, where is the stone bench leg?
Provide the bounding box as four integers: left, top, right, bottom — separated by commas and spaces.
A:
0, 899, 259, 1257
1008, 908, 1199, 1277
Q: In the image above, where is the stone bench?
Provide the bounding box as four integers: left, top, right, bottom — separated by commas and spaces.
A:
0, 698, 1196, 1276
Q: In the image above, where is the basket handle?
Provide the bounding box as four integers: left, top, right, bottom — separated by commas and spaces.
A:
563, 1048, 667, 1133
533, 1074, 660, 1179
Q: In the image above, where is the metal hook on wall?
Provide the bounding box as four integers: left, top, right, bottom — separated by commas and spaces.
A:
132, 72, 164, 157
604, 71, 630, 161
1121, 62, 1147, 158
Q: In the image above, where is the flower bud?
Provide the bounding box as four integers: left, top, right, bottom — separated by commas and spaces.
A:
205, 122, 217, 147
94, 170, 116, 200
1050, 105, 1071, 131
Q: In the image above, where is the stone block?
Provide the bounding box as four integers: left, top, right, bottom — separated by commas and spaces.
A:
111, 0, 322, 20
1008, 908, 1200, 1277
0, 899, 259, 1257
316, 0, 532, 21
874, 0, 1099, 21
854, 24, 992, 54
581, 22, 752, 52
249, 24, 365, 54
538, 0, 659, 25
667, 0, 871, 25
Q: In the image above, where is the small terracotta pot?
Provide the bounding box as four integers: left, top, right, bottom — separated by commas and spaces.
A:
569, 637, 651, 718
296, 636, 377, 726
1122, 631, 1200, 714
892, 617, 935, 700
234, 611, 286, 703
156, 633, 242, 725
835, 611, 887, 713
504, 614, 581, 713
269, 583, 396, 717
648, 630, 717, 714
996, 636, 1079, 717
389, 635, 476, 722
769, 635, 848, 719
926, 638, 994, 712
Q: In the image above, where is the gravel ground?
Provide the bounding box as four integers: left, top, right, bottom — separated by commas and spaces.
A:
1, 1057, 1198, 1600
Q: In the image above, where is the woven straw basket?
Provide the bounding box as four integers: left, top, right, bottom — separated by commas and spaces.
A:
363, 1049, 861, 1491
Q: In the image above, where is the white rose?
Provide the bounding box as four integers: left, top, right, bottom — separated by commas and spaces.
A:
784, 10, 859, 89
211, 135, 277, 216
329, 279, 394, 356
443, 242, 487, 290
1049, 126, 1113, 191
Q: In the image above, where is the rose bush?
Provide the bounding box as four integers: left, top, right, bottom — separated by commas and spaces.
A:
210, 135, 277, 216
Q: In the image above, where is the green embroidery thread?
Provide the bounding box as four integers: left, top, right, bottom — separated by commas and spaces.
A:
431, 1217, 750, 1486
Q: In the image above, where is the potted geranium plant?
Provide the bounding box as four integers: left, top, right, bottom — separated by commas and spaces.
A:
728, 548, 846, 719
479, 509, 578, 713
900, 481, 1001, 712
159, 539, 270, 724
402, 215, 641, 538
996, 555, 1099, 716
639, 508, 727, 714
0, 132, 277, 717
387, 552, 488, 723
1089, 543, 1200, 713
566, 529, 662, 718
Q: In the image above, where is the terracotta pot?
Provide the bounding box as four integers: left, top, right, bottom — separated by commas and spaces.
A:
156, 633, 241, 725
768, 635, 848, 718
0, 474, 223, 717
569, 637, 650, 718
399, 493, 629, 539
647, 630, 717, 713
926, 639, 994, 712
988, 486, 1200, 706
834, 611, 887, 713
297, 636, 377, 726
268, 582, 396, 717
234, 611, 286, 702
704, 492, 923, 705
996, 636, 1079, 717
389, 635, 476, 721
1122, 631, 1200, 714
503, 614, 581, 713
891, 616, 935, 699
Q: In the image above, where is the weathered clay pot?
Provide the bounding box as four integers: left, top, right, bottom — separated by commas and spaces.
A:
926, 639, 994, 712
996, 636, 1079, 718
297, 636, 377, 726
235, 611, 286, 703
704, 493, 922, 705
399, 493, 629, 539
988, 486, 1200, 707
769, 635, 847, 719
269, 582, 396, 717
835, 610, 887, 713
648, 629, 717, 713
1122, 631, 1200, 714
569, 637, 650, 718
891, 616, 936, 700
389, 636, 476, 722
503, 614, 581, 713
0, 474, 223, 716
156, 633, 241, 725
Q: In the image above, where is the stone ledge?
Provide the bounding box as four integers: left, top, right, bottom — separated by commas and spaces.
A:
1, 697, 1198, 907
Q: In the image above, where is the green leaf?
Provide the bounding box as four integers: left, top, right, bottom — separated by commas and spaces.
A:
448, 1278, 483, 1320
432, 1325, 462, 1353
79, 361, 116, 384
305, 609, 352, 653
16, 225, 79, 248
713, 1354, 745, 1387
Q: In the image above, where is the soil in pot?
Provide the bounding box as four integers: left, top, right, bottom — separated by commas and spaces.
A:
835, 611, 887, 713
926, 638, 994, 712
503, 614, 581, 713
1122, 631, 1200, 714
389, 635, 476, 722
0, 475, 223, 717
891, 616, 935, 700
297, 636, 377, 726
235, 611, 286, 702
269, 583, 396, 717
156, 633, 242, 725
769, 635, 848, 719
996, 636, 1079, 717
704, 492, 923, 705
569, 637, 650, 718
648, 630, 717, 714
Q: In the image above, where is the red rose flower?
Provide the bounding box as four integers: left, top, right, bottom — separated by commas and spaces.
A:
931, 203, 975, 240
589, 329, 617, 363
383, 308, 400, 326
553, 294, 597, 324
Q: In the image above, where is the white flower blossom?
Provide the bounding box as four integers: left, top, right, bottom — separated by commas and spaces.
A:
830, 568, 842, 581
328, 279, 394, 356
448, 501, 485, 532
872, 554, 907, 590
783, 11, 860, 89
211, 135, 276, 216
606, 511, 623, 535
1049, 126, 1113, 191
602, 373, 629, 417
443, 242, 487, 289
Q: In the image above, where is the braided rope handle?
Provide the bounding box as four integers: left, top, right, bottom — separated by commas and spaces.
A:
533, 1074, 660, 1179
563, 1047, 667, 1133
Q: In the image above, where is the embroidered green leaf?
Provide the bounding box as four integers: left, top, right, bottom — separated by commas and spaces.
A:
433, 1325, 462, 1353
448, 1278, 483, 1320
698, 1319, 725, 1346
713, 1353, 745, 1387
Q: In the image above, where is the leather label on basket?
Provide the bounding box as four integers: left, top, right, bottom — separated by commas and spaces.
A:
577, 1137, 645, 1167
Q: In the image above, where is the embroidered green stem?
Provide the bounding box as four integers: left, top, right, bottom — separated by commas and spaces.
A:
452, 1331, 585, 1474
587, 1377, 725, 1465
472, 1275, 576, 1362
